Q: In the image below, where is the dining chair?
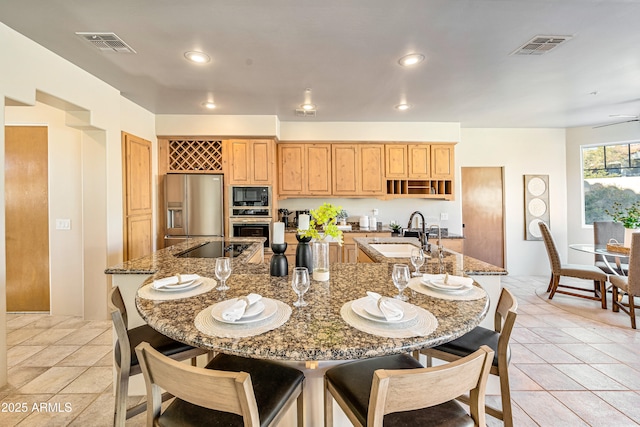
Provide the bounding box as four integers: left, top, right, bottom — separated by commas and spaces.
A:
593, 220, 628, 275
610, 232, 640, 328
135, 341, 305, 427
418, 287, 518, 427
108, 286, 209, 427
539, 221, 608, 308
324, 346, 494, 427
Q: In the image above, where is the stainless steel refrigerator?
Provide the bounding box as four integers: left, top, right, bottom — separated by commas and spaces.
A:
164, 174, 224, 247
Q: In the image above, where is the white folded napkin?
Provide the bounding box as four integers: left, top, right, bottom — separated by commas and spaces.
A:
221, 294, 262, 322
152, 274, 200, 289
422, 273, 473, 289
366, 291, 404, 321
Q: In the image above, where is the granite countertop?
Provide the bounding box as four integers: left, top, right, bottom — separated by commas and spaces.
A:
104, 237, 266, 275
135, 262, 489, 361
354, 237, 507, 276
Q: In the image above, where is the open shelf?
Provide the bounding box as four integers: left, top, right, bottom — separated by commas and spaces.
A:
386, 179, 453, 199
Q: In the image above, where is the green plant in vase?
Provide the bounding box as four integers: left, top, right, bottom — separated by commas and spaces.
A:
389, 222, 402, 236
605, 201, 640, 246
298, 203, 344, 281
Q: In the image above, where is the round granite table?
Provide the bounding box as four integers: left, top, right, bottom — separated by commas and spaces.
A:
136, 263, 489, 361
135, 262, 488, 426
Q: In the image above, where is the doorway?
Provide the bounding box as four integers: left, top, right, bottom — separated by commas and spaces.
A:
5, 126, 50, 311
461, 167, 505, 268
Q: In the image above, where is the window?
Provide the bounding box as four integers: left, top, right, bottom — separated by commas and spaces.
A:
583, 142, 640, 225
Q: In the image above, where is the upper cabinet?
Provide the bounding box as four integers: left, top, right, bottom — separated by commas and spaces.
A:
332, 144, 385, 196
278, 143, 331, 196
226, 139, 275, 185
384, 142, 456, 200
276, 141, 455, 200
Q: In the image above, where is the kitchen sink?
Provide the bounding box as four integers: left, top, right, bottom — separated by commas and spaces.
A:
369, 243, 420, 258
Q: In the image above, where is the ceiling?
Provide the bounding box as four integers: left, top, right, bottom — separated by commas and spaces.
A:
2, 0, 640, 128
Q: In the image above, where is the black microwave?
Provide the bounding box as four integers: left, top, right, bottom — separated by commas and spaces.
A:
230, 186, 272, 217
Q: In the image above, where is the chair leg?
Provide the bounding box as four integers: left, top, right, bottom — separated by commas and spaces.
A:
612, 287, 620, 312
546, 274, 554, 292
296, 389, 304, 427
630, 294, 637, 329
599, 281, 607, 309
324, 378, 334, 427
548, 275, 560, 300
114, 366, 128, 427
499, 368, 514, 427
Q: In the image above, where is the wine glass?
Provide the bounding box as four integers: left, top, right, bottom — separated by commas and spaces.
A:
392, 264, 410, 301
291, 267, 310, 307
215, 257, 232, 291
410, 248, 425, 277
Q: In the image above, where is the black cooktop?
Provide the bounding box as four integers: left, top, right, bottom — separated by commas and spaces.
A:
175, 241, 250, 258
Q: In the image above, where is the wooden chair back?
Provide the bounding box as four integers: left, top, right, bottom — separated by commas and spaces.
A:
494, 287, 518, 343
367, 346, 494, 427
628, 233, 640, 295
539, 222, 562, 273
135, 342, 261, 426
108, 286, 131, 370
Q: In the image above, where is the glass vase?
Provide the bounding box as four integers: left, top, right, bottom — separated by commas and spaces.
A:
312, 241, 330, 281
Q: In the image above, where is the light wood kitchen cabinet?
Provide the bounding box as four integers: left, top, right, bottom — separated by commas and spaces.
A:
385, 142, 456, 200
431, 144, 454, 179
227, 139, 275, 185
332, 144, 385, 196
385, 144, 407, 178
278, 143, 331, 196
440, 238, 464, 254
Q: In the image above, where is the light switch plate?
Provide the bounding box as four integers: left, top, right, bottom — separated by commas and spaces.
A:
56, 219, 71, 230
440, 213, 448, 221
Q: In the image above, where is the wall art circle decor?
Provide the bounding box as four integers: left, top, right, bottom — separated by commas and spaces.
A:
524, 175, 549, 241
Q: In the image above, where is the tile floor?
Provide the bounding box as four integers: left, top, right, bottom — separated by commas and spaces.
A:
1, 275, 639, 426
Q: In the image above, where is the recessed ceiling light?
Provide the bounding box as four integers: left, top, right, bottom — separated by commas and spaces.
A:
184, 51, 210, 64
300, 103, 316, 111
398, 53, 425, 66
202, 101, 216, 109
395, 103, 412, 111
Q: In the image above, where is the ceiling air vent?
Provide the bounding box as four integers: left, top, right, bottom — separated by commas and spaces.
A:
75, 32, 136, 53
295, 109, 316, 117
511, 35, 572, 56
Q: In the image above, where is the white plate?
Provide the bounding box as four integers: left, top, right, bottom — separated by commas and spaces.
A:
211, 298, 277, 324
428, 279, 466, 290
351, 298, 417, 323
154, 280, 203, 292
421, 279, 472, 294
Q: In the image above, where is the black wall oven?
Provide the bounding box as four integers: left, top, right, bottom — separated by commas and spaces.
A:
230, 221, 270, 247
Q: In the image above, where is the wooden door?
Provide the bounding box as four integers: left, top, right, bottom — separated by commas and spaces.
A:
385, 145, 407, 178
359, 144, 385, 195
408, 144, 430, 178
461, 167, 505, 267
431, 144, 454, 179
332, 144, 358, 195
306, 144, 332, 195
5, 126, 50, 311
122, 132, 153, 261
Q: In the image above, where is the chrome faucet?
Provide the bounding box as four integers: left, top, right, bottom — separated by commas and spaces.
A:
407, 211, 428, 251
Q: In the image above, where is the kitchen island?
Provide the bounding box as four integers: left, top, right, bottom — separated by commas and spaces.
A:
354, 236, 507, 329
105, 236, 490, 427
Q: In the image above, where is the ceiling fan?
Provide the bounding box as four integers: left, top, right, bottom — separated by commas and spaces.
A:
593, 114, 640, 128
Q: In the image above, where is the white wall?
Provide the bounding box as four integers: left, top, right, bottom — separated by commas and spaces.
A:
459, 128, 567, 276
566, 122, 640, 265
5, 102, 84, 316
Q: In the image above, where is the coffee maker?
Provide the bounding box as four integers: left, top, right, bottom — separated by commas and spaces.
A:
278, 208, 291, 228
